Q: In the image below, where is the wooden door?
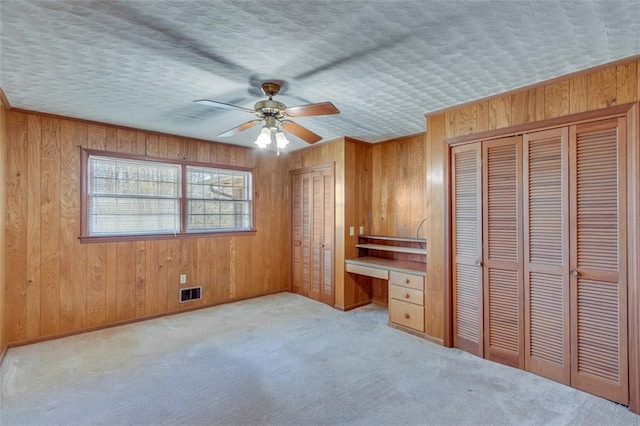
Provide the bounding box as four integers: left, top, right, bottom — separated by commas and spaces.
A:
291, 173, 304, 294
523, 127, 570, 385
569, 118, 628, 404
482, 136, 524, 368
291, 167, 334, 306
452, 143, 483, 356
291, 172, 313, 297
320, 168, 335, 305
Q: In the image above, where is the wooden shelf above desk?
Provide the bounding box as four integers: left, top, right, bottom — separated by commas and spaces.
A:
355, 243, 426, 255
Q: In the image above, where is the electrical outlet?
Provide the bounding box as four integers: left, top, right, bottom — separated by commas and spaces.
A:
349, 226, 355, 236
179, 274, 187, 284
359, 226, 364, 234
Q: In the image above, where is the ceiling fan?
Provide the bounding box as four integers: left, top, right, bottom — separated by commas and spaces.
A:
194, 82, 340, 149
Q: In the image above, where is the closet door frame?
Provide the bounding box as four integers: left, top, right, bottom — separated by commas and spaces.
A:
289, 163, 335, 305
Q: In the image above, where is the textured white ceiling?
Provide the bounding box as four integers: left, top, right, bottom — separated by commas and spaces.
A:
1, 1, 639, 150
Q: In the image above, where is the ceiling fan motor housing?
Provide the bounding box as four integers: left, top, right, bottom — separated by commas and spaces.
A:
254, 99, 286, 116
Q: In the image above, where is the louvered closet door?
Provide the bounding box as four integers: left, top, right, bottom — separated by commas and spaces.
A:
569, 118, 628, 404
483, 136, 524, 368
320, 168, 335, 305
291, 173, 304, 294
452, 143, 483, 356
311, 171, 323, 301
523, 128, 570, 385
301, 173, 312, 296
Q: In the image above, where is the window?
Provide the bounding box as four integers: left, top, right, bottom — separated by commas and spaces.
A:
186, 166, 252, 232
82, 150, 254, 241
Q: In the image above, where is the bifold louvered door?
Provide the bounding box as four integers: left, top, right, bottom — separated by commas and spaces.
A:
569, 118, 628, 404
291, 167, 335, 306
292, 172, 312, 296
311, 168, 335, 305
483, 136, 524, 368
523, 127, 571, 385
452, 143, 483, 357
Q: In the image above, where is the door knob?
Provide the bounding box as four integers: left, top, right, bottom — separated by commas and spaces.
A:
571, 270, 579, 277
475, 260, 483, 267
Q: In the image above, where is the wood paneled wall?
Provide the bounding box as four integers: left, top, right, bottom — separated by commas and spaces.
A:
424, 56, 640, 347
287, 137, 372, 309
4, 110, 289, 345
369, 133, 427, 306
0, 97, 8, 359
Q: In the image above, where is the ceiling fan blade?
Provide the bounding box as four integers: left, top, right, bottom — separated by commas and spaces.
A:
194, 99, 256, 113
218, 119, 262, 138
283, 102, 340, 117
281, 121, 322, 144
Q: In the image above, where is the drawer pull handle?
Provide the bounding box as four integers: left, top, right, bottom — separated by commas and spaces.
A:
403, 313, 410, 319
404, 293, 410, 299
404, 278, 410, 284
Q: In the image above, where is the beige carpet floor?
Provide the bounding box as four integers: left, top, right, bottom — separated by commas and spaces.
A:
1, 292, 638, 425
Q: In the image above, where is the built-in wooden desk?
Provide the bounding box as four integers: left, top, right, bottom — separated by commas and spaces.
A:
346, 235, 427, 334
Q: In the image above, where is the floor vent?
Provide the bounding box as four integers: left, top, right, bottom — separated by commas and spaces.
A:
180, 286, 202, 303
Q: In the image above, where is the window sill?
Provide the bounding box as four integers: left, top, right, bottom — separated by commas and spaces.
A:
79, 229, 257, 243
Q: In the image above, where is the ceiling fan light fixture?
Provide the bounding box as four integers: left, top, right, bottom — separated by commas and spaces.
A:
275, 131, 289, 149
255, 126, 272, 149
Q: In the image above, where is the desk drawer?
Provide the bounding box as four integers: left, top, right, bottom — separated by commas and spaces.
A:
389, 271, 424, 290
390, 284, 424, 306
346, 263, 389, 280
389, 299, 424, 332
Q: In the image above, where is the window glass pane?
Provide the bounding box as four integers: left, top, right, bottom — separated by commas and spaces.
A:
87, 155, 181, 236
186, 166, 252, 232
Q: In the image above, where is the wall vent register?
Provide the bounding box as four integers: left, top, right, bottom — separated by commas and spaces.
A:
180, 286, 202, 303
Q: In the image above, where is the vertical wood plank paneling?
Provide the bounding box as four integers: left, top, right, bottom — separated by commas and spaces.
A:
0, 100, 7, 354
0, 107, 6, 348
157, 239, 169, 312
26, 115, 41, 338
371, 143, 383, 233
6, 112, 28, 342
488, 96, 512, 130
85, 243, 106, 326
544, 80, 570, 119
40, 116, 61, 336
455, 104, 477, 136
476, 101, 490, 133
510, 91, 529, 126
395, 139, 411, 236
144, 241, 159, 315
381, 141, 397, 235
104, 243, 118, 323
135, 241, 146, 316
530, 87, 546, 123
58, 120, 87, 332
146, 134, 159, 157
409, 135, 426, 235
570, 74, 589, 114
617, 62, 638, 104
425, 114, 446, 343
165, 238, 181, 311
116, 241, 136, 320
445, 110, 456, 139
587, 67, 618, 110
